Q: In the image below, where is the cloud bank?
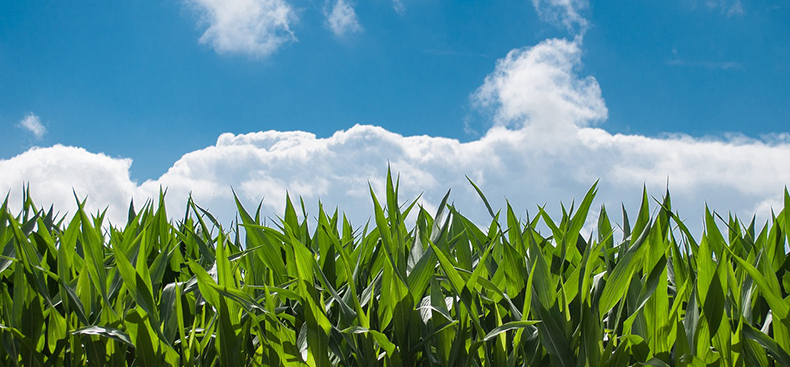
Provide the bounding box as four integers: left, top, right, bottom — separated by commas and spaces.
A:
2, 38, 788, 236
0, 145, 136, 218
187, 0, 296, 57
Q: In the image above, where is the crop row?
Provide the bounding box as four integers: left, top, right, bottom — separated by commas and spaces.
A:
1, 172, 789, 366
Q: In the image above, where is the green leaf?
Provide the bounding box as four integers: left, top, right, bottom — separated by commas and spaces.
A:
744, 324, 790, 367
726, 249, 789, 319
72, 326, 134, 347
599, 220, 652, 316
482, 320, 540, 341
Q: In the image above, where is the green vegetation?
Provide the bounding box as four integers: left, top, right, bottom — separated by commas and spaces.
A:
1, 171, 790, 366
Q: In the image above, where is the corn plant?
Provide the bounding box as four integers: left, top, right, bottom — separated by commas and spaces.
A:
1, 171, 789, 366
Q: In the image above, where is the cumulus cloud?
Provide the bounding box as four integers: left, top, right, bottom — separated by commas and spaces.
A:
187, 0, 296, 57
18, 113, 46, 139
0, 145, 136, 223
325, 0, 362, 37
474, 38, 607, 134
2, 39, 788, 236
532, 0, 589, 35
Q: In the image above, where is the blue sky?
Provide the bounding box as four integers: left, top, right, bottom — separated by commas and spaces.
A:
2, 0, 790, 230
3, 0, 788, 179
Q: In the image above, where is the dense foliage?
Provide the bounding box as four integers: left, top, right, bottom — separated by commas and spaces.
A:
1, 172, 790, 366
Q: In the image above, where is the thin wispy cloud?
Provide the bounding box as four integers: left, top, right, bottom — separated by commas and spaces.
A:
531, 0, 589, 35
667, 59, 742, 70
325, 0, 362, 37
706, 0, 744, 17
187, 0, 297, 57
668, 49, 742, 70
18, 113, 46, 139
392, 0, 405, 14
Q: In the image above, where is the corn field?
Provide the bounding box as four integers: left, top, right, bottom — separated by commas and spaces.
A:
1, 172, 790, 366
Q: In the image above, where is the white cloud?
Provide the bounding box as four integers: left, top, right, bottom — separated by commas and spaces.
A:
0, 145, 136, 223
474, 38, 607, 134
325, 0, 362, 37
187, 0, 297, 57
2, 39, 788, 237
18, 113, 46, 139
531, 0, 589, 35
5, 124, 787, 237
